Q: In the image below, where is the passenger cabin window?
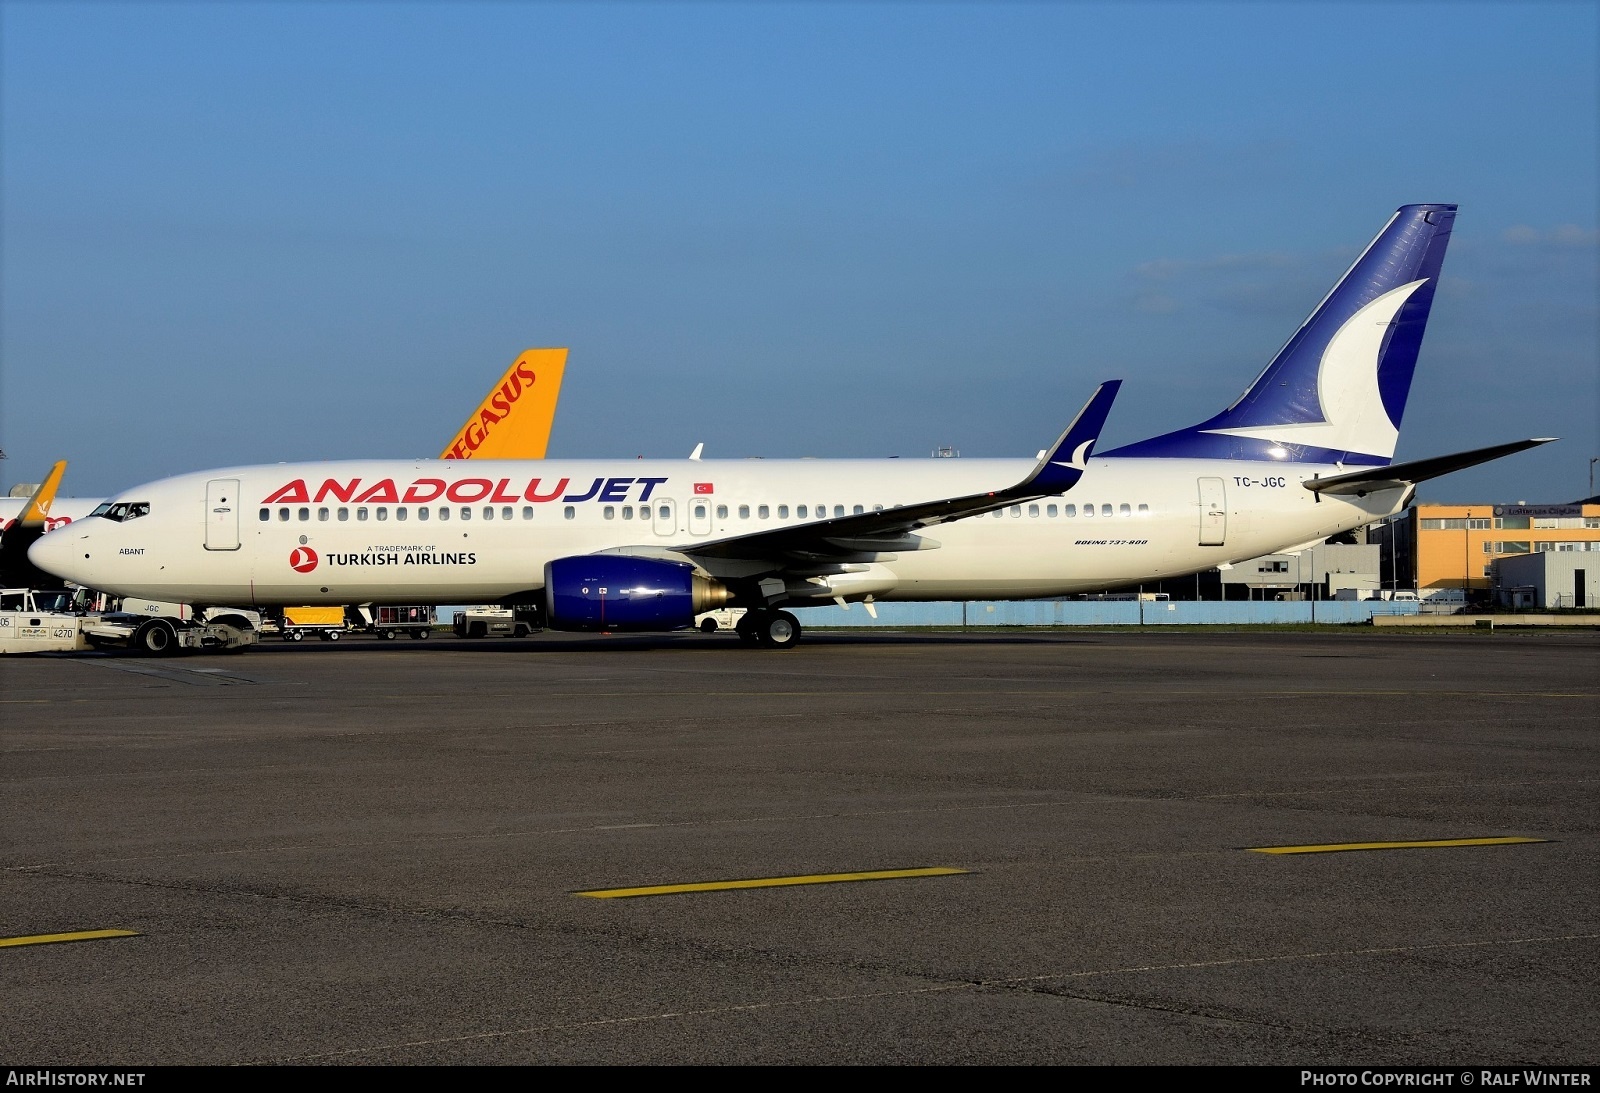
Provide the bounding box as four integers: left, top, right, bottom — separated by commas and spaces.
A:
1101, 504, 1112, 517
778, 505, 789, 519
418, 507, 430, 521
564, 506, 575, 520
1047, 504, 1058, 517
278, 508, 290, 522
438, 507, 449, 521
318, 507, 330, 521
833, 505, 844, 518
1065, 504, 1076, 517
460, 507, 471, 521
797, 505, 808, 519
338, 507, 350, 521
298, 507, 310, 521
396, 507, 408, 521
1028, 504, 1039, 518
377, 507, 388, 521
739, 505, 750, 519
522, 506, 534, 520
604, 506, 616, 520
356, 507, 369, 521
1119, 503, 1131, 517
717, 504, 728, 519
758, 505, 769, 519
258, 508, 269, 522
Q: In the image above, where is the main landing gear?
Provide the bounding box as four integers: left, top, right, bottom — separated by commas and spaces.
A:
734, 609, 802, 650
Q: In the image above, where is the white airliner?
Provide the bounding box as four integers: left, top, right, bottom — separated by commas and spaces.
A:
29, 205, 1552, 649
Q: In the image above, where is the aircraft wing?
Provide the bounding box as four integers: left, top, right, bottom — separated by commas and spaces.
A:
679, 381, 1120, 564
1302, 437, 1557, 497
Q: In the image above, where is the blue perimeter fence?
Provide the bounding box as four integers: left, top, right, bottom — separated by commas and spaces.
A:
798, 600, 1422, 627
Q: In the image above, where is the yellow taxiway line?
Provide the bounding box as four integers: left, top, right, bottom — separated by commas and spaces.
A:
1248, 836, 1546, 855
0, 929, 140, 948
575, 866, 968, 899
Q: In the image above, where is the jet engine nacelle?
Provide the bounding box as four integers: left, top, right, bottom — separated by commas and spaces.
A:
544, 555, 730, 632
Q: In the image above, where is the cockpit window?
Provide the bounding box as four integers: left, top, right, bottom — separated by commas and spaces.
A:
97, 502, 151, 522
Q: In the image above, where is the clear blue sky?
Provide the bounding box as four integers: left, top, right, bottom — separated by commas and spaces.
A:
3, 1, 1596, 502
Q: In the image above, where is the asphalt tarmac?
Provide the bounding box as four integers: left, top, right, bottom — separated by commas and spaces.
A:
3, 627, 1596, 1066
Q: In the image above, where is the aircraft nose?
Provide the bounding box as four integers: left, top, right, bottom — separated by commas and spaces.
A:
28, 527, 86, 583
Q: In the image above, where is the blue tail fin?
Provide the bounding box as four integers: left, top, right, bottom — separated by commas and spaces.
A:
1106, 203, 1456, 466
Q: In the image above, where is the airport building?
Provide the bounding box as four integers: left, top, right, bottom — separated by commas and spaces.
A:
1370, 501, 1600, 607
1215, 541, 1379, 601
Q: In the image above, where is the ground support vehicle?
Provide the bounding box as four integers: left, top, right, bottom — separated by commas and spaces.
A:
280, 605, 347, 642
453, 607, 515, 638
373, 605, 435, 640
696, 607, 748, 633
79, 598, 261, 656
0, 588, 89, 654
452, 605, 538, 638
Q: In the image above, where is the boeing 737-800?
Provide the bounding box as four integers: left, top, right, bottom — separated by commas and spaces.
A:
29, 205, 1553, 649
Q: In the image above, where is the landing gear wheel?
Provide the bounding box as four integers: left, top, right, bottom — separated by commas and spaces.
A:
134, 619, 178, 657
761, 610, 801, 650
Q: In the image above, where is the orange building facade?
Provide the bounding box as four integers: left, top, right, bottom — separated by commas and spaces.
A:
1374, 501, 1600, 597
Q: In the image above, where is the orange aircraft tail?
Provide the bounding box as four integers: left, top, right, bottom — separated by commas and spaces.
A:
440, 348, 567, 460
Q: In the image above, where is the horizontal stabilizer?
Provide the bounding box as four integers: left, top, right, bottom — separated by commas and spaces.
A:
1303, 438, 1556, 496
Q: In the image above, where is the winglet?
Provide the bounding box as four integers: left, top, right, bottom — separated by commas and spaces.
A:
1021, 381, 1121, 494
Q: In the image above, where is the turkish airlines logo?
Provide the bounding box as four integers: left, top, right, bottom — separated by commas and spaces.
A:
289, 547, 319, 573
694, 483, 714, 495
